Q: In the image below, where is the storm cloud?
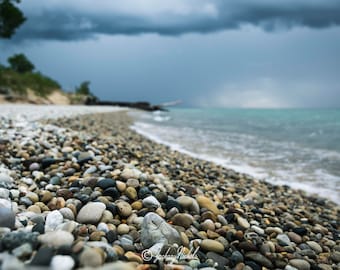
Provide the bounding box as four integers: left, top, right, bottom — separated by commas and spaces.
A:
15, 0, 340, 41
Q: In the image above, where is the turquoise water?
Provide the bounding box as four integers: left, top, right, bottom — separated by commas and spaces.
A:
131, 108, 340, 203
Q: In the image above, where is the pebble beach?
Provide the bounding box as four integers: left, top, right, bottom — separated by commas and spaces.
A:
0, 105, 339, 270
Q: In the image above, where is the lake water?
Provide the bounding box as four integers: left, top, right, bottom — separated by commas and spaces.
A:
131, 108, 340, 204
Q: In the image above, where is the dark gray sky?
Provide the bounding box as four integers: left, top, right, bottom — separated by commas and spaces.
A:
1, 0, 340, 107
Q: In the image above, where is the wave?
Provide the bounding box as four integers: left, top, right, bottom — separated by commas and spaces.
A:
131, 121, 340, 204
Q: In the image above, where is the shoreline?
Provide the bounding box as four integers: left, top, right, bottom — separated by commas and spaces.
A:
130, 112, 340, 205
0, 108, 339, 269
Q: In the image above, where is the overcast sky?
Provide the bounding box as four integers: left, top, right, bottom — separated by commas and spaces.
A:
1, 0, 340, 108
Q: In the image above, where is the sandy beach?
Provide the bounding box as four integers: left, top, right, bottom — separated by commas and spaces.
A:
0, 106, 339, 270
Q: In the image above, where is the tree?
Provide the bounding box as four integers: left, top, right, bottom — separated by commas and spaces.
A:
0, 0, 26, 38
8, 53, 35, 73
75, 81, 92, 95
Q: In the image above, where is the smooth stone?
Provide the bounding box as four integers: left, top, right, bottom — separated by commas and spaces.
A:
126, 178, 140, 188
32, 223, 45, 234
94, 261, 135, 270
237, 215, 250, 229
30, 247, 55, 266
125, 187, 137, 200
277, 234, 292, 246
84, 166, 97, 175
306, 241, 322, 254
245, 252, 273, 268
231, 250, 244, 265
59, 207, 75, 220
61, 146, 74, 153
0, 207, 15, 229
121, 168, 142, 180
292, 227, 308, 236
0, 187, 10, 199
141, 212, 181, 248
201, 219, 215, 231
200, 239, 225, 254
38, 231, 74, 248
196, 195, 220, 215
97, 178, 116, 189
97, 222, 109, 233
251, 225, 264, 235
106, 230, 117, 243
12, 243, 33, 258
102, 187, 120, 200
79, 247, 104, 267
0, 173, 13, 187
45, 210, 64, 231
116, 181, 126, 192
331, 251, 340, 263
289, 259, 310, 270
117, 224, 130, 234
171, 213, 194, 229
176, 196, 200, 214
0, 198, 12, 209
285, 265, 298, 270
76, 202, 106, 224
29, 162, 40, 171
317, 264, 332, 270
143, 195, 161, 209
50, 255, 75, 270
288, 231, 302, 244
124, 251, 143, 264
1, 254, 24, 270
138, 187, 153, 199
116, 201, 132, 217
77, 152, 93, 165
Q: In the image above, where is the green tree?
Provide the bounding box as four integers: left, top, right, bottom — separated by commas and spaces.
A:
8, 53, 35, 73
0, 0, 26, 38
75, 81, 91, 95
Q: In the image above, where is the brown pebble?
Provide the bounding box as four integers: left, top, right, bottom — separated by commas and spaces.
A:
196, 195, 220, 215
125, 251, 143, 264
